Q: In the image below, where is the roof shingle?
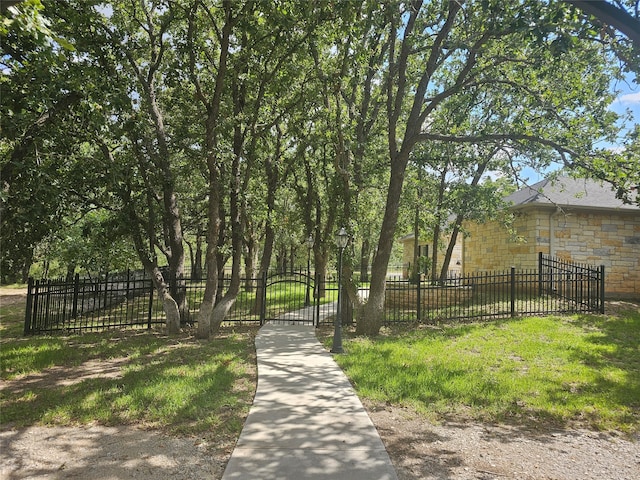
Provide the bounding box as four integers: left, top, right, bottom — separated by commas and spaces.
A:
505, 176, 638, 212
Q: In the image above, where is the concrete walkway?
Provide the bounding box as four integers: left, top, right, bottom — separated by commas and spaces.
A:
221, 323, 398, 480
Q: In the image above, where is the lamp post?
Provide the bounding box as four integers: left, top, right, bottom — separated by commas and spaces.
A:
305, 234, 314, 306
331, 227, 348, 354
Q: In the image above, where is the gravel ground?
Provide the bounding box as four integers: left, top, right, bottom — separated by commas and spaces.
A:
1, 408, 638, 480
0, 425, 228, 480
367, 402, 640, 480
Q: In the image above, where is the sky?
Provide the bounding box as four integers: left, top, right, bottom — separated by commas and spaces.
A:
609, 73, 640, 137
523, 71, 639, 184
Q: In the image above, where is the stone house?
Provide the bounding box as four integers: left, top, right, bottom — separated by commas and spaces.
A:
463, 176, 640, 299
400, 231, 463, 279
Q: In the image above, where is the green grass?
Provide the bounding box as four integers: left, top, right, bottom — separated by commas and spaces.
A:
6, 285, 638, 439
321, 304, 640, 434
0, 297, 257, 438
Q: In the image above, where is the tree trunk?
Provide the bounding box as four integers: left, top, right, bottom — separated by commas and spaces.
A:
358, 149, 410, 336
151, 265, 181, 334
431, 169, 447, 283
315, 250, 328, 300
210, 96, 244, 334
439, 219, 462, 282
438, 159, 489, 282
411, 203, 420, 282
244, 233, 257, 292
196, 164, 222, 339
192, 0, 232, 339
359, 238, 370, 282
194, 232, 203, 281
130, 221, 181, 334
21, 249, 34, 284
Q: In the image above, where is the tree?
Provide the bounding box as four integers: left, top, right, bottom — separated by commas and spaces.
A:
42, 210, 140, 278
305, 0, 390, 313
565, 1, 640, 55
561, 1, 640, 201
179, 0, 333, 337
0, 0, 83, 282
358, 0, 625, 335
3, 0, 632, 337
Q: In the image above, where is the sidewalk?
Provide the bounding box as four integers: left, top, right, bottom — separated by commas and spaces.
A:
221, 323, 398, 480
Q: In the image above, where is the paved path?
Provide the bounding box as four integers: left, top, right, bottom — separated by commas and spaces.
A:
221, 323, 398, 480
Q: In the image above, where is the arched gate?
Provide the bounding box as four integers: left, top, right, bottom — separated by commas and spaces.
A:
260, 271, 317, 325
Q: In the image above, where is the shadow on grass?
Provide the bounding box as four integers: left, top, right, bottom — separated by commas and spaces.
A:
545, 309, 640, 430
1, 328, 258, 438
326, 308, 640, 433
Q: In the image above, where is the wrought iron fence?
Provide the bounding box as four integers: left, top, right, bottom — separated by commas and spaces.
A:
23, 272, 264, 335
377, 258, 604, 325
24, 254, 604, 335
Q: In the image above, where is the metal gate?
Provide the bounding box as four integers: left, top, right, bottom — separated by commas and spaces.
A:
261, 271, 317, 325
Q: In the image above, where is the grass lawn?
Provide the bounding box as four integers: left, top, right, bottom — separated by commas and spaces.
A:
320, 302, 640, 434
3, 288, 639, 438
0, 294, 258, 439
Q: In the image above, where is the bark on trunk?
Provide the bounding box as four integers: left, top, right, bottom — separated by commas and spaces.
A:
315, 251, 328, 300
244, 234, 257, 292
192, 0, 232, 339
358, 149, 410, 336
438, 159, 489, 282
439, 220, 461, 281
210, 102, 244, 334
431, 169, 447, 283
196, 165, 222, 339
359, 238, 371, 282
411, 204, 420, 282
194, 233, 203, 281
152, 266, 181, 334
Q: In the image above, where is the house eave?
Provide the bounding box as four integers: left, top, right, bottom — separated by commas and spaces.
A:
510, 202, 639, 215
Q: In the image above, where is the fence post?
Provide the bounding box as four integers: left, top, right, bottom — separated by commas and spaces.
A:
314, 273, 320, 327
259, 270, 267, 325
599, 264, 605, 314
102, 272, 110, 313
147, 278, 154, 329
32, 280, 40, 333
416, 274, 421, 322
72, 273, 80, 319
44, 280, 52, 331
510, 266, 516, 318
538, 252, 543, 296
24, 278, 34, 335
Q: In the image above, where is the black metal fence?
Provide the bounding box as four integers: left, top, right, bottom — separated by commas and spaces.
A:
380, 252, 604, 324
24, 253, 604, 335
23, 269, 338, 335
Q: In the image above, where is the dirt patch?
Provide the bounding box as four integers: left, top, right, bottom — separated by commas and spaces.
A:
367, 401, 639, 480
0, 425, 228, 480
0, 288, 27, 307
0, 357, 128, 395
2, 405, 638, 480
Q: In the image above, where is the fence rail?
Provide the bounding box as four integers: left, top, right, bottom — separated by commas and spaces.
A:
380, 258, 604, 325
24, 254, 604, 335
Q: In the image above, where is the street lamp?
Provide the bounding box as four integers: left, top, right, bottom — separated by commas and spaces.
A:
331, 227, 348, 354
305, 234, 314, 306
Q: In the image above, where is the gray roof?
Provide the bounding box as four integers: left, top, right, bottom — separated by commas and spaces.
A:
505, 176, 639, 212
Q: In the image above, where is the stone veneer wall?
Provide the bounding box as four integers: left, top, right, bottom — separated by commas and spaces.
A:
463, 208, 640, 299
402, 237, 463, 278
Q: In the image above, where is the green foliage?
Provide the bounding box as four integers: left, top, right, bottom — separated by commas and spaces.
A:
38, 210, 140, 277
408, 256, 431, 284
573, 125, 640, 206
1, 0, 635, 321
